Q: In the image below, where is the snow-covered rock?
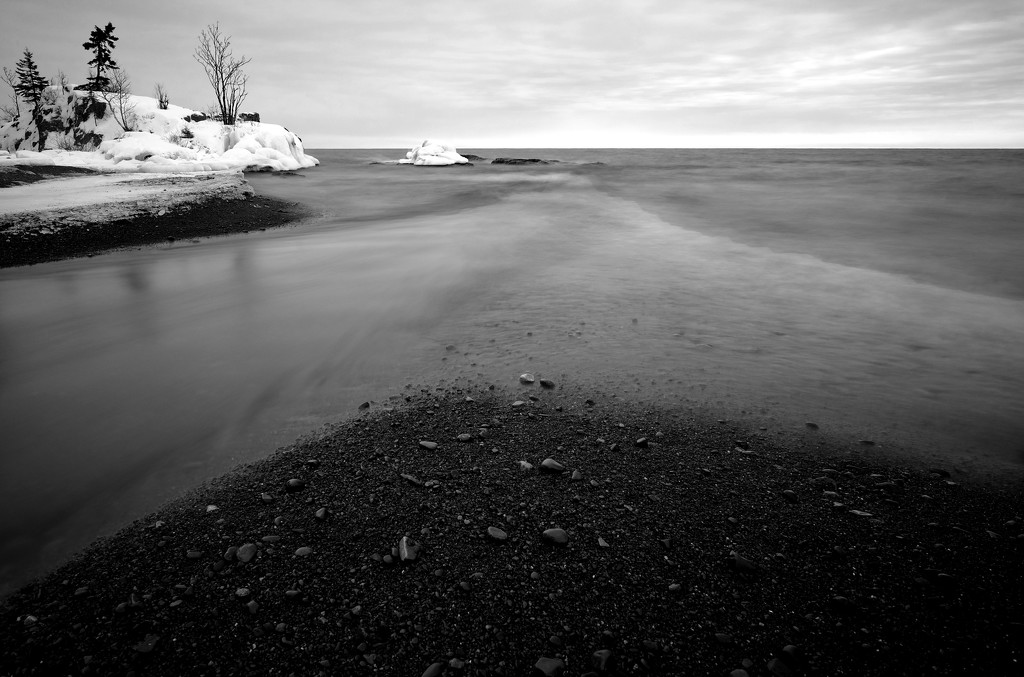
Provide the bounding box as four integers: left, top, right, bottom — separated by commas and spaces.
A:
399, 140, 469, 166
0, 88, 318, 173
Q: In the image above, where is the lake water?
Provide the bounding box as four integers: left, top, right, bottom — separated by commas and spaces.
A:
1, 148, 1022, 595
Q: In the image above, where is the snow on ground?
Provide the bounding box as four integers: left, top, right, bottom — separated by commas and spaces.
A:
399, 140, 469, 166
0, 171, 254, 233
0, 89, 318, 173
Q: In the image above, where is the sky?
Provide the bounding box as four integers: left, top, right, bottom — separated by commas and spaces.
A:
1, 0, 1021, 148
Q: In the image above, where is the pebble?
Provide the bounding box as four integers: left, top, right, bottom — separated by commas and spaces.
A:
592, 649, 613, 671
236, 543, 258, 563
457, 433, 472, 442
315, 507, 327, 520
133, 634, 160, 654
260, 492, 274, 503
571, 470, 583, 481
295, 546, 312, 557
540, 458, 566, 473
781, 490, 799, 504
186, 550, 203, 559
486, 526, 508, 542
597, 537, 609, 548
519, 460, 535, 472
732, 551, 757, 573
285, 478, 305, 492
421, 663, 445, 677
635, 437, 649, 448
520, 373, 536, 384
512, 400, 526, 408
399, 536, 421, 562
542, 528, 569, 545
534, 656, 565, 676
849, 510, 874, 517
419, 440, 438, 450
540, 378, 555, 388
246, 600, 259, 614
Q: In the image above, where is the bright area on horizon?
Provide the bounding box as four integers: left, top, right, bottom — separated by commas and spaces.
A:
1, 0, 1021, 149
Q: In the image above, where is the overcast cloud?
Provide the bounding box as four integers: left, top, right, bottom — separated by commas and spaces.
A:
2, 0, 1021, 147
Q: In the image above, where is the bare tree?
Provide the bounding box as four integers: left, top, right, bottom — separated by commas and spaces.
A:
0, 66, 20, 121
154, 82, 169, 109
193, 23, 250, 125
100, 69, 137, 132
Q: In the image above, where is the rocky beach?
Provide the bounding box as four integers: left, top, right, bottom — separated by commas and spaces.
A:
1, 384, 1021, 676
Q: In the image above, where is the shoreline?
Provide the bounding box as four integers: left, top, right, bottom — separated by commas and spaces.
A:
0, 166, 313, 268
1, 387, 1020, 675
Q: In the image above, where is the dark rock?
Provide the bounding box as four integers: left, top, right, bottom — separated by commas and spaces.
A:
419, 440, 438, 450
540, 458, 566, 473
592, 648, 613, 672
398, 536, 420, 562
487, 526, 508, 542
457, 433, 472, 442
421, 663, 445, 677
493, 157, 551, 165
540, 378, 556, 388
542, 528, 569, 545
782, 490, 799, 504
520, 373, 536, 384
635, 437, 649, 448
237, 543, 258, 562
533, 656, 565, 676
133, 634, 160, 653
285, 478, 305, 492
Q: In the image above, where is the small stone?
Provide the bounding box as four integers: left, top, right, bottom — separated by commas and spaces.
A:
246, 600, 259, 614
635, 437, 649, 448
457, 433, 472, 442
730, 671, 750, 677
186, 550, 203, 559
592, 649, 613, 672
358, 401, 370, 410
315, 507, 327, 520
519, 460, 535, 472
261, 535, 280, 543
399, 536, 421, 562
206, 504, 218, 513
732, 551, 757, 573
668, 583, 681, 592
540, 378, 555, 389
781, 490, 799, 504
487, 526, 508, 542
512, 400, 526, 408
534, 656, 565, 676
859, 439, 875, 446
715, 632, 733, 644
235, 587, 251, 598
849, 510, 873, 517
295, 546, 312, 557
237, 543, 258, 563
540, 458, 566, 473
419, 440, 438, 450
223, 546, 238, 561
421, 663, 445, 677
133, 634, 160, 653
598, 537, 609, 548
520, 373, 536, 384
542, 528, 569, 545
571, 470, 583, 481
805, 422, 819, 430
285, 478, 305, 492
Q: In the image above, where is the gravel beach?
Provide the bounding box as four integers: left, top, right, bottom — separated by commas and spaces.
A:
1, 385, 1020, 676
0, 166, 311, 267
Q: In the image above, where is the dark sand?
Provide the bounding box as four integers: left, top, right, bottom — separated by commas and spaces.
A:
0, 166, 311, 268
1, 386, 1020, 676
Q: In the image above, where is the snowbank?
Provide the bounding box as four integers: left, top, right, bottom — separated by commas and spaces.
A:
399, 140, 469, 166
0, 89, 318, 173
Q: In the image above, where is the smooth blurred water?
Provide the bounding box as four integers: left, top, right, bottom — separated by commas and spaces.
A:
1, 148, 1022, 595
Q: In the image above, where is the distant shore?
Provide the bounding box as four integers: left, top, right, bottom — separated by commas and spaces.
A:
1, 387, 1020, 676
0, 166, 312, 268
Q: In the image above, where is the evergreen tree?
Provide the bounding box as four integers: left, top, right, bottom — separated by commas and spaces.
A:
14, 49, 48, 108
83, 22, 118, 91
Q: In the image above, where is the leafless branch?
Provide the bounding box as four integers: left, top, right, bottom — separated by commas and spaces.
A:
193, 23, 251, 125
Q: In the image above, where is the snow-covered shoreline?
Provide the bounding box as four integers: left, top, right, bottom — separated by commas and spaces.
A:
0, 170, 254, 234
0, 89, 319, 173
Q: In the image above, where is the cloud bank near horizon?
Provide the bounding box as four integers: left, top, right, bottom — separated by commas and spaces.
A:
2, 0, 1021, 148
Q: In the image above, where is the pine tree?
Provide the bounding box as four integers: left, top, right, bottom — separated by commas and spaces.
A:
14, 49, 48, 108
83, 22, 118, 91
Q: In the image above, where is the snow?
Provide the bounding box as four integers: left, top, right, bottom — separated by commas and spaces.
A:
0, 89, 318, 173
399, 140, 469, 166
